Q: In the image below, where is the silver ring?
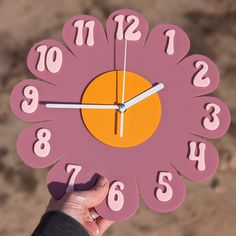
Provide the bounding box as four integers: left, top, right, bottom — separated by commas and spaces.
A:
89, 209, 99, 221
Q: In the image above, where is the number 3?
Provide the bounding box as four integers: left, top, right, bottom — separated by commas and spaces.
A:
203, 103, 220, 131
156, 172, 173, 202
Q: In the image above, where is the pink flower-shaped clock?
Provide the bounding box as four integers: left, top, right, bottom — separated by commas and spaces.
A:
10, 9, 230, 221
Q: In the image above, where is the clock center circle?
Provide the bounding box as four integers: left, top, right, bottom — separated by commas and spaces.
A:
81, 70, 162, 148
119, 104, 127, 113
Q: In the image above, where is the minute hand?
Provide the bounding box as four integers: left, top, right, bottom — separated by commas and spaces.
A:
124, 83, 164, 109
46, 103, 119, 110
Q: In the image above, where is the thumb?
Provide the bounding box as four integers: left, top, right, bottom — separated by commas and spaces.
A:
75, 176, 109, 208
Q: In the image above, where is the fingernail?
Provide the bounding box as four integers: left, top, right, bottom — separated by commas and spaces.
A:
98, 176, 108, 187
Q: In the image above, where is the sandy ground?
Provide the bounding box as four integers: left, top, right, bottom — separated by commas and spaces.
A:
0, 0, 236, 235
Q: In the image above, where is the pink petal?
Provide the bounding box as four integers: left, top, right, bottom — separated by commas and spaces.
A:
173, 54, 220, 97
169, 134, 219, 182
16, 120, 66, 169
27, 39, 77, 86
96, 174, 139, 221
184, 96, 231, 138
106, 9, 148, 72
62, 15, 112, 81
143, 24, 190, 69
47, 160, 98, 200
10, 79, 74, 122
137, 161, 185, 213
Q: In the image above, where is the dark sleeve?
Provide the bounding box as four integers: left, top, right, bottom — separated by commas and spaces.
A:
32, 211, 90, 236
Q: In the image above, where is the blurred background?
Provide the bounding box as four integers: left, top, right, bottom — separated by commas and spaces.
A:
0, 0, 235, 235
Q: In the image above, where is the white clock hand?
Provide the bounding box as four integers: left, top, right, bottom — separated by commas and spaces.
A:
120, 39, 128, 138
46, 103, 119, 110
124, 83, 164, 109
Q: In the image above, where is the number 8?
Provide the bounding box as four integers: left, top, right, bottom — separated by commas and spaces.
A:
34, 128, 51, 158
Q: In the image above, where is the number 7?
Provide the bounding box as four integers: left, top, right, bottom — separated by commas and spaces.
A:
66, 164, 82, 193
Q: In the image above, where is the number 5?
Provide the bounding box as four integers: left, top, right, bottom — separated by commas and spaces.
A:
156, 172, 173, 202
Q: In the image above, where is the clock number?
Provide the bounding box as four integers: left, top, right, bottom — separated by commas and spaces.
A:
107, 181, 125, 211
165, 29, 175, 55
74, 20, 95, 46
188, 142, 206, 171
21, 86, 39, 114
156, 172, 173, 202
203, 103, 220, 131
36, 45, 63, 73
193, 61, 210, 87
34, 128, 51, 158
114, 14, 141, 41
66, 164, 82, 193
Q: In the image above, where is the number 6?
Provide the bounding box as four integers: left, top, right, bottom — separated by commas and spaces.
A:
107, 181, 125, 211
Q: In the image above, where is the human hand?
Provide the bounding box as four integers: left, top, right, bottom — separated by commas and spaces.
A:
46, 176, 113, 236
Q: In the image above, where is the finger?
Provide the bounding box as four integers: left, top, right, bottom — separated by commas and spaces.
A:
76, 177, 109, 208
96, 218, 114, 235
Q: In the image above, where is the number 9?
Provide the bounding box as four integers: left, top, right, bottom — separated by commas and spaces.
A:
21, 86, 39, 114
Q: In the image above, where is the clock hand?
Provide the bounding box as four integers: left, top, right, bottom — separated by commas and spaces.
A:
119, 39, 128, 138
45, 103, 119, 110
124, 83, 164, 109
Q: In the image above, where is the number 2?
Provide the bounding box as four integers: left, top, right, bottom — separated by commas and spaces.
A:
193, 61, 210, 87
156, 172, 173, 202
114, 14, 141, 41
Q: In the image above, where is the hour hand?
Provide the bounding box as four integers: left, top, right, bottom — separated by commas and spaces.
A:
45, 103, 119, 110
124, 83, 164, 109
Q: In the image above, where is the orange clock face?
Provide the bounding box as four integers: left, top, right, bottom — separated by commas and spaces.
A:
81, 71, 162, 147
